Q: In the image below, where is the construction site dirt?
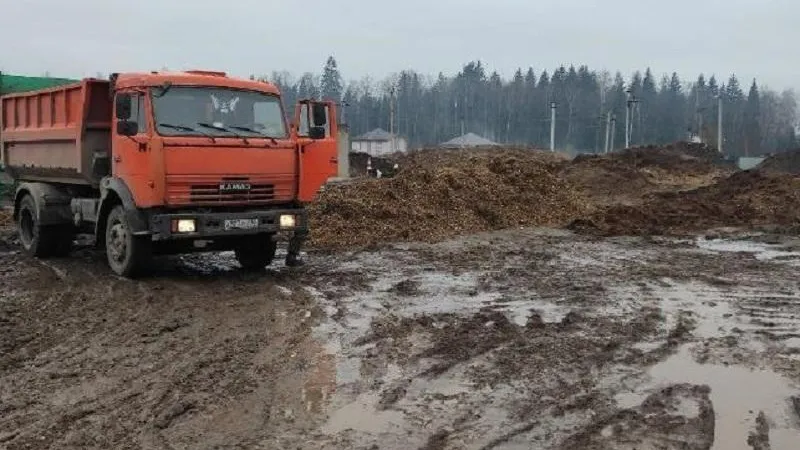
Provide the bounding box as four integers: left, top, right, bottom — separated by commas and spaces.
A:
3, 144, 800, 450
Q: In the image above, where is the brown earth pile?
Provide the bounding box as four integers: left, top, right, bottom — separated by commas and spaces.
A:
563, 142, 733, 206
571, 169, 800, 236
756, 148, 800, 174
308, 148, 587, 250
577, 142, 729, 170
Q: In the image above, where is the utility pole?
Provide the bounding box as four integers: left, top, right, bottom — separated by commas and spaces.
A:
697, 106, 706, 143
624, 88, 640, 148
610, 114, 617, 151
550, 101, 557, 151
394, 86, 403, 141
717, 94, 723, 154
340, 100, 350, 126
604, 111, 611, 153
461, 94, 466, 140
389, 87, 396, 152
625, 89, 632, 148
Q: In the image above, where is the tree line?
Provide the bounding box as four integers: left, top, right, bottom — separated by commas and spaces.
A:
266, 57, 798, 156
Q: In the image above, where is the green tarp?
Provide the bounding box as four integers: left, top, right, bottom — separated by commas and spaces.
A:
0, 73, 78, 96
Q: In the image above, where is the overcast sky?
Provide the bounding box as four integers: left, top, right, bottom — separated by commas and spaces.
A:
2, 0, 797, 91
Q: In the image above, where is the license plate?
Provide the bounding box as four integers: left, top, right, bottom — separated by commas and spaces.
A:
224, 218, 259, 231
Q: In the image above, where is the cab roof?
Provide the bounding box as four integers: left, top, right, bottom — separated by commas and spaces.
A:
113, 70, 280, 95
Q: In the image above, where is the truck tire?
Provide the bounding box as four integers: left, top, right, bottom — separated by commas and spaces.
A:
17, 194, 72, 258
105, 205, 151, 277
234, 235, 277, 271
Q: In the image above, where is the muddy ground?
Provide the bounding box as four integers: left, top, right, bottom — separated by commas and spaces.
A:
3, 144, 800, 449
2, 224, 800, 449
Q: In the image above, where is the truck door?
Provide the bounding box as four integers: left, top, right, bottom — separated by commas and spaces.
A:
113, 91, 156, 206
295, 100, 338, 202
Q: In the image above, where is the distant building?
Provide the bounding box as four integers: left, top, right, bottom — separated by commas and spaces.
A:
440, 132, 499, 148
351, 128, 408, 156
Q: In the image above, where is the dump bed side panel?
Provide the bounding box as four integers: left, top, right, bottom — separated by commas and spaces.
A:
1, 80, 111, 185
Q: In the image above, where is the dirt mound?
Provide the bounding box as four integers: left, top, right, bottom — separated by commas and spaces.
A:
572, 169, 800, 235
563, 156, 654, 206
757, 148, 800, 174
564, 142, 734, 206
309, 148, 587, 250
612, 141, 730, 168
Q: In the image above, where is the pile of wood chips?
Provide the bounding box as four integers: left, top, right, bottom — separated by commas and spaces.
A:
563, 142, 734, 206
308, 148, 588, 250
571, 169, 800, 236
757, 148, 800, 174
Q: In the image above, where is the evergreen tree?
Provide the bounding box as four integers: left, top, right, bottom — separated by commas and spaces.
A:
744, 80, 762, 156
536, 71, 552, 145
507, 69, 526, 143
690, 74, 712, 142
708, 75, 719, 97
320, 56, 343, 102
725, 74, 745, 155
524, 67, 538, 143
297, 72, 320, 100
303, 59, 797, 153
640, 68, 658, 143
608, 73, 627, 150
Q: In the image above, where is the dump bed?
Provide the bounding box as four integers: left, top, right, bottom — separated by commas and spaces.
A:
1, 79, 111, 186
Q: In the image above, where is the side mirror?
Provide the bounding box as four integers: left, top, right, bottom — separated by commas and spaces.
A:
117, 120, 138, 136
115, 93, 132, 120
311, 103, 327, 127
309, 126, 326, 140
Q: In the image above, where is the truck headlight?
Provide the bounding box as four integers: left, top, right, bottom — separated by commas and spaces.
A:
172, 219, 196, 233
279, 214, 296, 229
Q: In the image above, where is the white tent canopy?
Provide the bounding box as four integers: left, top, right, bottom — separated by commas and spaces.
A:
440, 132, 499, 148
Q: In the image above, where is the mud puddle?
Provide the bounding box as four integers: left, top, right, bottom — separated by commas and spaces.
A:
616, 344, 799, 450
697, 237, 800, 266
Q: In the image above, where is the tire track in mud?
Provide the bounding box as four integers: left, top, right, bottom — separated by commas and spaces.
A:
0, 242, 336, 449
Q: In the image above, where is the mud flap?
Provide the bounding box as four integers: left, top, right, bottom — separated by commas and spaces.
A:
14, 182, 72, 226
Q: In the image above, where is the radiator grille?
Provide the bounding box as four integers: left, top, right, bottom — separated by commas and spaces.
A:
166, 175, 293, 205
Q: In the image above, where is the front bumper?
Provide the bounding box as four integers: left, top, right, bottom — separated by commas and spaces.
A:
148, 208, 307, 241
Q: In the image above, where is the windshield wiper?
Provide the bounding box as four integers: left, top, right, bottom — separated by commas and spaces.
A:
197, 122, 249, 144
152, 81, 173, 98
228, 126, 279, 145
158, 123, 216, 142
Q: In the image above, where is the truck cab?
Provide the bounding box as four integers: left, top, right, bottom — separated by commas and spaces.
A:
1, 70, 338, 276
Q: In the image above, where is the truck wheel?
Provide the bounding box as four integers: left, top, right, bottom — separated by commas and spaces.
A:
234, 235, 277, 271
105, 205, 151, 277
17, 194, 72, 257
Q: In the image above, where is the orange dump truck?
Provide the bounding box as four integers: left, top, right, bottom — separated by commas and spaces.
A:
0, 70, 338, 276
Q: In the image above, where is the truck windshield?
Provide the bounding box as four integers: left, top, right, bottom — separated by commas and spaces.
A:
151, 86, 287, 139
